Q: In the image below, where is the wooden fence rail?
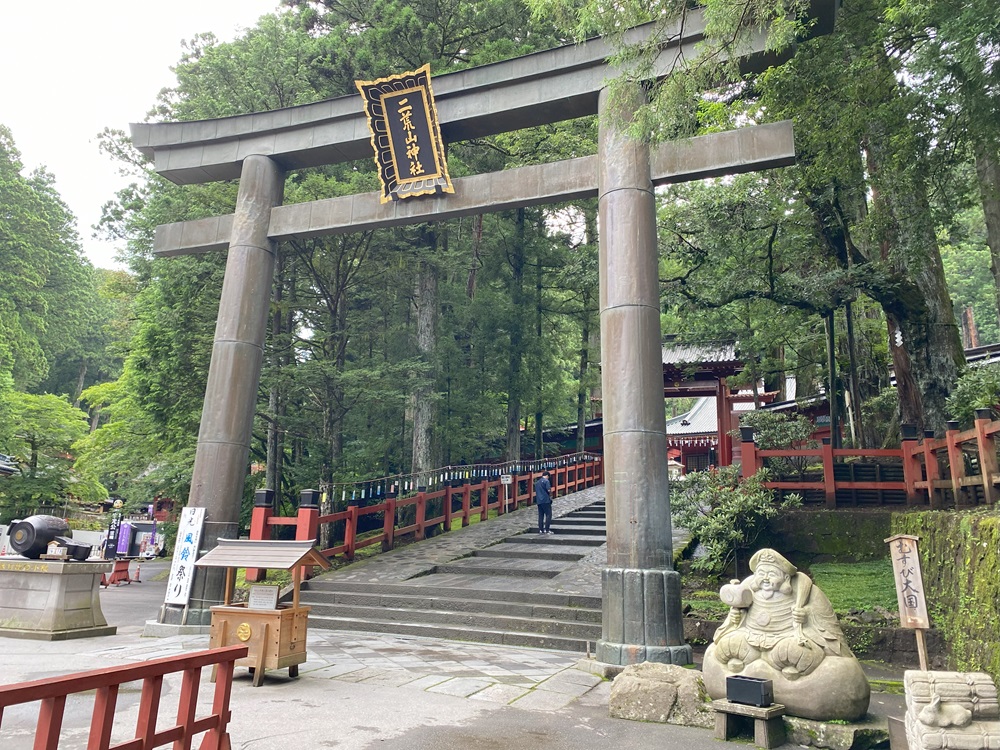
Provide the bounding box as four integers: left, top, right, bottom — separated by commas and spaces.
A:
247, 453, 603, 580
740, 410, 1000, 509
0, 645, 248, 750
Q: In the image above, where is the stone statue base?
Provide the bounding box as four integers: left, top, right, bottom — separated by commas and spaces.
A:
703, 642, 870, 721
0, 557, 116, 640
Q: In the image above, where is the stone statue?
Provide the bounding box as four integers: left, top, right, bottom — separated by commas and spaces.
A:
702, 548, 870, 721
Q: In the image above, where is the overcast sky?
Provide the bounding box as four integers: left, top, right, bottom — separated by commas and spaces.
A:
1, 0, 284, 270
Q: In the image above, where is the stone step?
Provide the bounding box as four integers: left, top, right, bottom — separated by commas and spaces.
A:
548, 517, 606, 526
473, 546, 588, 562
302, 580, 602, 609
509, 534, 605, 546
302, 589, 602, 622
430, 562, 561, 578
536, 525, 605, 536
306, 615, 594, 652
305, 602, 600, 637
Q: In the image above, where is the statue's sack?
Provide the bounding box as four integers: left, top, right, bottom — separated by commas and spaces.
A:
905, 672, 1000, 721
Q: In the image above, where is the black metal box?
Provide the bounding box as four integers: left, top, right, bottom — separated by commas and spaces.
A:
726, 675, 774, 707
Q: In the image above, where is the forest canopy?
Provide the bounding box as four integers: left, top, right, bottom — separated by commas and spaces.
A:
1, 0, 998, 525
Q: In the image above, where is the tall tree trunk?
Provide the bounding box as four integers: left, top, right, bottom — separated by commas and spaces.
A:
974, 142, 1000, 330
534, 236, 544, 460
73, 361, 87, 407
576, 299, 591, 453
411, 242, 437, 484
505, 209, 526, 462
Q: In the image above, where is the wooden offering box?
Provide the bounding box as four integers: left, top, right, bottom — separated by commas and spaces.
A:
195, 539, 330, 687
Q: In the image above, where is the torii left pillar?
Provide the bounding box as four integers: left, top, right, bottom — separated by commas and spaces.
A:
159, 154, 284, 627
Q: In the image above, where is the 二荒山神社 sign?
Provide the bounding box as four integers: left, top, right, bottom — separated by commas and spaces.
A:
356, 64, 454, 203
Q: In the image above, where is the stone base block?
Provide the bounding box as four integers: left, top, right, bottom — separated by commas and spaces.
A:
0, 557, 116, 640
784, 714, 890, 750
610, 662, 714, 728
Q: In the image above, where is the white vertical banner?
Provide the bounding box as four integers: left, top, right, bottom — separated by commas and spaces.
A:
164, 507, 206, 606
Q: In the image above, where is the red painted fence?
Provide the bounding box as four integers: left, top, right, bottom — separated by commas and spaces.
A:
0, 645, 248, 750
247, 453, 603, 580
740, 409, 1000, 509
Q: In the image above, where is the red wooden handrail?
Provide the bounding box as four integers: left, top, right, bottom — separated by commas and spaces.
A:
0, 645, 248, 750
247, 454, 604, 575
743, 415, 1000, 509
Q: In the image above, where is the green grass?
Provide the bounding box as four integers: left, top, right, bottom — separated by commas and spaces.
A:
806, 560, 897, 614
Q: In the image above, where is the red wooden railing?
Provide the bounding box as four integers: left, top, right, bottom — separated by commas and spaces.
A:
740, 410, 1000, 509
247, 453, 603, 580
0, 645, 248, 750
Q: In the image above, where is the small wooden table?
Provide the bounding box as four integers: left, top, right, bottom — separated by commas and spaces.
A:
711, 699, 787, 749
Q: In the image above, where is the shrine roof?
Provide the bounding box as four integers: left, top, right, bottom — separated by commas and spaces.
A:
194, 539, 330, 571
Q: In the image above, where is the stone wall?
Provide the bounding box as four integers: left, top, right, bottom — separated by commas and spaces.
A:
763, 509, 894, 567
890, 509, 1000, 685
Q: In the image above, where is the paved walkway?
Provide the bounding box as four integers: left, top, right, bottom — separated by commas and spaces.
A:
0, 487, 903, 750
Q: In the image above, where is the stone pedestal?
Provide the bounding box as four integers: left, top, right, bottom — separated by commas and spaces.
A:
0, 557, 116, 640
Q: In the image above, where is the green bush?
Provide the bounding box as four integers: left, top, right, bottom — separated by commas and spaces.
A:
672, 466, 801, 574
736, 410, 817, 477
947, 363, 1000, 427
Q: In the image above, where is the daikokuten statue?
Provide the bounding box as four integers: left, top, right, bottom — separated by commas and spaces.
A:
702, 548, 870, 721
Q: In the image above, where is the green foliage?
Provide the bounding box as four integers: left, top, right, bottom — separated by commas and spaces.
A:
738, 409, 817, 477
947, 363, 1000, 426
0, 391, 103, 521
671, 466, 801, 574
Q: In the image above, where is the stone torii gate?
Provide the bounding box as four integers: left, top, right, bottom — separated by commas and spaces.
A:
131, 6, 835, 663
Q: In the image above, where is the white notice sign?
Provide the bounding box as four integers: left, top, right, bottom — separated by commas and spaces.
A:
164, 507, 206, 606
248, 585, 280, 610
500, 474, 512, 485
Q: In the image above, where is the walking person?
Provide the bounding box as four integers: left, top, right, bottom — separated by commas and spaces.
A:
534, 470, 553, 534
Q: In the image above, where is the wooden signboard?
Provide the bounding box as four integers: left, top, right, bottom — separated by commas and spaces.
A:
885, 533, 930, 669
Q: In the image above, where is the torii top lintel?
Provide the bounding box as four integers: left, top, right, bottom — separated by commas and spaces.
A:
129, 1, 837, 186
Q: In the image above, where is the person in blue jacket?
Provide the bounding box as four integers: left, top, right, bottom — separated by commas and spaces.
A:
534, 471, 553, 534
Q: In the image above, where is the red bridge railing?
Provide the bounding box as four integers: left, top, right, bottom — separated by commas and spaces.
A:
740, 410, 1000, 509
0, 645, 248, 750
247, 453, 603, 579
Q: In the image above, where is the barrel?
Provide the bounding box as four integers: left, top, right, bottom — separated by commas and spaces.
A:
8, 515, 72, 559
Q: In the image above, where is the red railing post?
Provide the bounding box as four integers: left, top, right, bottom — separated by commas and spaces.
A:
923, 430, 944, 508
445, 482, 456, 525
973, 409, 999, 505
461, 482, 472, 526
901, 424, 921, 505
479, 481, 489, 522
382, 494, 396, 551
945, 421, 967, 506
296, 489, 321, 578
344, 504, 359, 560
822, 438, 836, 508
246, 489, 274, 582
415, 489, 427, 540
738, 427, 757, 480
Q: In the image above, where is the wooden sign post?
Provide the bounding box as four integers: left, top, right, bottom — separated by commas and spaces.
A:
885, 534, 931, 670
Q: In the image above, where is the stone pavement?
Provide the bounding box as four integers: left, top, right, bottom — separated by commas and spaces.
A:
0, 488, 904, 749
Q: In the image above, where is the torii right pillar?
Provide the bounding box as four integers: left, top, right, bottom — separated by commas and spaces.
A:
596, 85, 691, 666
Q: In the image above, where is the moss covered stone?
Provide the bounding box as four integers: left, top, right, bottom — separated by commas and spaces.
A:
765, 510, 894, 567
890, 509, 1000, 685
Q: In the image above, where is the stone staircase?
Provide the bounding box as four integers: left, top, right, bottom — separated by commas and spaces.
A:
300, 501, 606, 652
